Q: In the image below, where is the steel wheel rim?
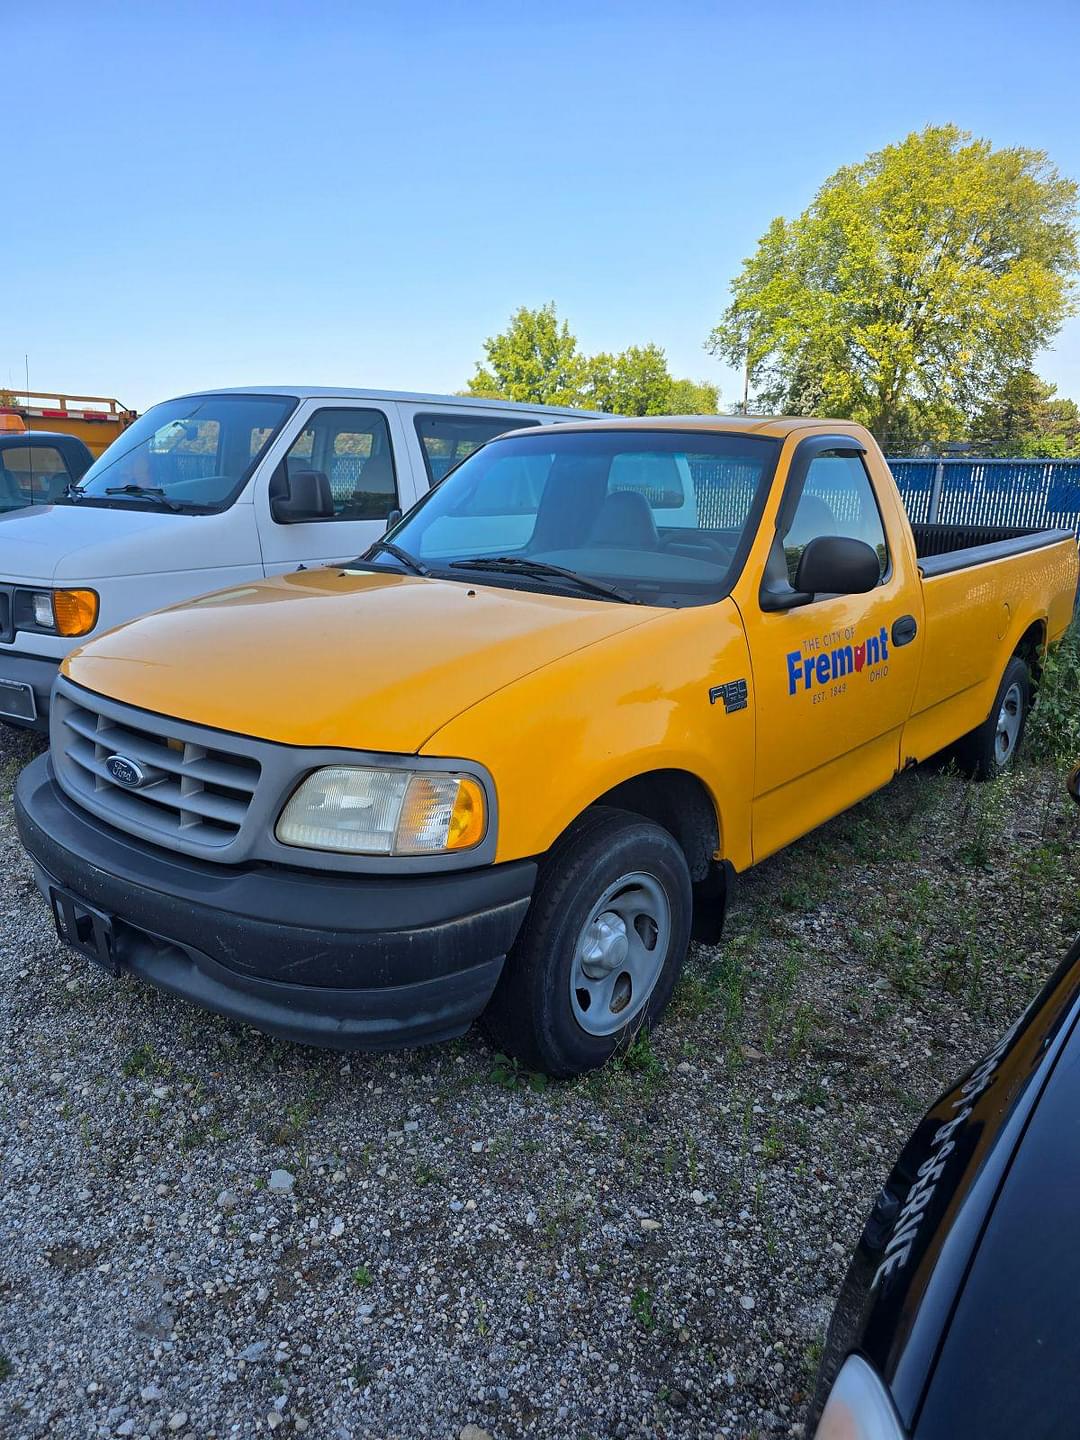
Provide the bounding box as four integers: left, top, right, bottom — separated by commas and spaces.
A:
994, 681, 1023, 765
569, 871, 671, 1037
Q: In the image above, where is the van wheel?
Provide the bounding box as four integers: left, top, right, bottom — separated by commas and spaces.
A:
483, 807, 693, 1078
955, 655, 1030, 781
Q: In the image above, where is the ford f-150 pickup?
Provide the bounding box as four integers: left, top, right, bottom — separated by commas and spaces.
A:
14, 417, 1080, 1075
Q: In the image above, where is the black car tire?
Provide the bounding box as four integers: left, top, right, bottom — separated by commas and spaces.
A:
483, 806, 693, 1077
955, 655, 1031, 781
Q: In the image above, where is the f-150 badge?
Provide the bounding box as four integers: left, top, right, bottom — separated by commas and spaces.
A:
709, 679, 748, 713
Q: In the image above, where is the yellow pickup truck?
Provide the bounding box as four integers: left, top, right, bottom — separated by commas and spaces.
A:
15, 417, 1079, 1074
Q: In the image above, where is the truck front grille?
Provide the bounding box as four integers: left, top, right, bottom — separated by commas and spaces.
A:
55, 688, 261, 849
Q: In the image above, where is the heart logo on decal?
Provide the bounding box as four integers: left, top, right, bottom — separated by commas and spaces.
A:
854, 643, 866, 672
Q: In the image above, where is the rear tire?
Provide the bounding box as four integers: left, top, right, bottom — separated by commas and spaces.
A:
954, 655, 1030, 780
483, 806, 693, 1077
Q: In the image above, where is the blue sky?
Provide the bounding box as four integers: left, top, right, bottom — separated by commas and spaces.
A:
6, 0, 1080, 413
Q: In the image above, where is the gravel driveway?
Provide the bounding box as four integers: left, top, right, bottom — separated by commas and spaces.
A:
3, 723, 1078, 1440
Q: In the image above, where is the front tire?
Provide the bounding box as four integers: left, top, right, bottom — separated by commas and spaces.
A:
955, 655, 1030, 780
483, 807, 693, 1077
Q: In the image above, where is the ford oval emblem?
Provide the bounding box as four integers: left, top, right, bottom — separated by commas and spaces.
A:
105, 754, 146, 789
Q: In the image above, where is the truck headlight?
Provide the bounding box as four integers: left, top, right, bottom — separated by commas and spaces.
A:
276, 766, 487, 855
14, 587, 98, 637
814, 1355, 905, 1440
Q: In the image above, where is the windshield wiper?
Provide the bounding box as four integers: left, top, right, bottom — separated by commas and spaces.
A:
102, 483, 183, 511
448, 555, 642, 605
63, 481, 85, 502
361, 538, 429, 575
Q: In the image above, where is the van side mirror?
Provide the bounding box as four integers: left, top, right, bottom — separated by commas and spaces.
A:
794, 535, 881, 598
270, 467, 335, 524
384, 507, 402, 532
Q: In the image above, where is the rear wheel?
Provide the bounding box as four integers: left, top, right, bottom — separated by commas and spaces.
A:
483, 807, 693, 1077
955, 655, 1030, 780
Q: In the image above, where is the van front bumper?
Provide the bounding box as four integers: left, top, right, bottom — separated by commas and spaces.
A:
0, 651, 58, 732
15, 753, 535, 1051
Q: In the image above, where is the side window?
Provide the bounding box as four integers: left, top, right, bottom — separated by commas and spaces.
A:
783, 453, 888, 585
0, 444, 69, 503
282, 408, 396, 521
414, 413, 541, 485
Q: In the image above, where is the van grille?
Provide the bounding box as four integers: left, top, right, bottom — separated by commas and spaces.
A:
56, 690, 262, 849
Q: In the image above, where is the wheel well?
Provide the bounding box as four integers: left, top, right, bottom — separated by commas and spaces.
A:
1015, 619, 1047, 688
591, 769, 719, 882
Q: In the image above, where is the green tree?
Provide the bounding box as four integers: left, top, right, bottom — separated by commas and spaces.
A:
585, 344, 673, 414
708, 125, 1079, 443
466, 306, 719, 414
970, 369, 1080, 456
666, 376, 720, 415
466, 302, 587, 407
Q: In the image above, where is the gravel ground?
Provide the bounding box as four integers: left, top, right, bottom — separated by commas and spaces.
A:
2, 722, 1078, 1440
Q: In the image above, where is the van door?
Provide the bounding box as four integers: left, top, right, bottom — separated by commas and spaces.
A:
736, 436, 923, 861
255, 402, 415, 574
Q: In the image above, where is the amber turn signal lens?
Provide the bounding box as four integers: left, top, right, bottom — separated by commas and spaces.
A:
446, 776, 486, 850
52, 589, 99, 637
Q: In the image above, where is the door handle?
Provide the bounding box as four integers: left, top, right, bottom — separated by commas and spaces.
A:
892, 614, 918, 647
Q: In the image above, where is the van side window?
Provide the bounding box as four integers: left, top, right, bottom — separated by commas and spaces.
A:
414, 413, 541, 485
783, 453, 889, 585
283, 408, 397, 521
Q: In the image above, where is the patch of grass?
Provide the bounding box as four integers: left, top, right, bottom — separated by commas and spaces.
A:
630, 1285, 655, 1330
488, 1053, 548, 1092
352, 1264, 373, 1288
120, 1043, 159, 1078
1026, 623, 1080, 765
619, 1028, 663, 1080
0, 1353, 12, 1381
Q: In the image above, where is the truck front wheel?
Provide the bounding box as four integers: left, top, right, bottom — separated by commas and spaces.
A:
955, 655, 1031, 781
483, 806, 693, 1077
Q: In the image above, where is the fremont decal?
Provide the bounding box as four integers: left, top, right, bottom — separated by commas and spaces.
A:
786, 624, 891, 696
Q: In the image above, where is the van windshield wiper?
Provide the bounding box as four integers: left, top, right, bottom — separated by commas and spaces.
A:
361, 538, 429, 575
448, 555, 642, 605
102, 484, 183, 511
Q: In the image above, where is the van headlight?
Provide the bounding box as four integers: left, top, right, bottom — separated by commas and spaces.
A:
814, 1356, 905, 1439
14, 587, 98, 637
276, 766, 487, 855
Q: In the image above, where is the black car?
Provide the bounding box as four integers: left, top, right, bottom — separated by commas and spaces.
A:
811, 765, 1080, 1439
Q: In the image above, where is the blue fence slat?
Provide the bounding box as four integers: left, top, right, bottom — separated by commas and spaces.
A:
888, 458, 1080, 537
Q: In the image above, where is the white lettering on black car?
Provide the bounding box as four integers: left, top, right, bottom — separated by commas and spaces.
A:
871, 1018, 1021, 1289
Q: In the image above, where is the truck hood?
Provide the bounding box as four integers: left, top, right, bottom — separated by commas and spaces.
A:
63, 568, 661, 752
0, 501, 233, 583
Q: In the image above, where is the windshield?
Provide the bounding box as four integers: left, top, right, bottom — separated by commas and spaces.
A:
384, 428, 780, 605
70, 393, 296, 511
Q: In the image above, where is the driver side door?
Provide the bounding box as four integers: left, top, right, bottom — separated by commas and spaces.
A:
255, 404, 408, 574
737, 436, 923, 861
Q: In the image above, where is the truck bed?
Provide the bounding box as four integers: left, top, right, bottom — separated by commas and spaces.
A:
911, 521, 1078, 577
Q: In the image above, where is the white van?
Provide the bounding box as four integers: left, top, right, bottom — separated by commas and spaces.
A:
0, 386, 604, 731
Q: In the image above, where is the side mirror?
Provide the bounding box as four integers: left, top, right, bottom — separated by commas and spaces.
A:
1068, 765, 1080, 807
384, 507, 402, 532
270, 468, 334, 524
794, 535, 881, 598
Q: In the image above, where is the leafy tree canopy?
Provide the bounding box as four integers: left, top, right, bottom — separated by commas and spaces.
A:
467, 304, 718, 415
970, 369, 1080, 457
708, 125, 1079, 444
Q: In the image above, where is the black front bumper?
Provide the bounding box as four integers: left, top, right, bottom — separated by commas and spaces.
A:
15, 753, 536, 1050
0, 651, 58, 732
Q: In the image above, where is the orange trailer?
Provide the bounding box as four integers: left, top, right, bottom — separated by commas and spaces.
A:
0, 390, 137, 457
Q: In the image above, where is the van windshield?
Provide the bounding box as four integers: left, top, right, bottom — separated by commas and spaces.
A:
68, 393, 296, 512
382, 429, 780, 606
